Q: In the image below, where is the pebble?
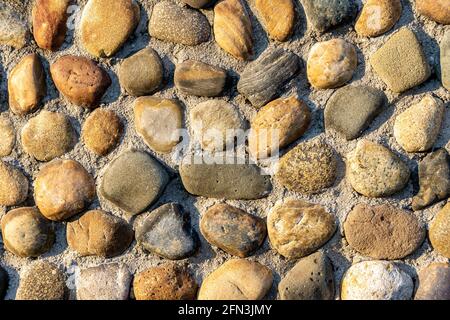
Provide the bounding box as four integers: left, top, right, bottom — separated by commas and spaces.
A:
150, 1, 210, 46
370, 28, 430, 93
355, 0, 402, 37
67, 210, 134, 258
301, 0, 355, 33
82, 108, 122, 156
394, 95, 445, 153
275, 139, 338, 195
278, 252, 335, 300
429, 203, 450, 258
100, 150, 169, 215
267, 199, 336, 259
441, 31, 450, 90
0, 4, 28, 48
200, 203, 267, 257
174, 60, 227, 97
416, 0, 450, 25
32, 0, 70, 50
21, 111, 77, 162
255, 0, 295, 42
198, 259, 273, 300
238, 47, 300, 107
80, 0, 140, 57
133, 264, 198, 300
136, 203, 199, 260
190, 100, 245, 152
412, 149, 450, 211
347, 140, 410, 197
341, 261, 413, 300
76, 263, 132, 300
1, 207, 55, 258
16, 261, 66, 300
344, 204, 425, 259
307, 39, 357, 89
8, 54, 46, 116
34, 159, 96, 221
181, 0, 213, 8
0, 161, 28, 207
50, 55, 112, 108
0, 115, 15, 157
118, 48, 164, 97
249, 96, 311, 159
325, 85, 386, 140
180, 156, 272, 200
0, 266, 7, 299
214, 0, 253, 60
134, 97, 183, 153
415, 263, 450, 300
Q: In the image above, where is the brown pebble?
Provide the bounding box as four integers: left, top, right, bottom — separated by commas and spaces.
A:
0, 161, 28, 207
429, 203, 450, 259
415, 263, 450, 300
255, 0, 295, 42
0, 115, 15, 157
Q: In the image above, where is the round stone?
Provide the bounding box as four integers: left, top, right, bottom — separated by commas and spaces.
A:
34, 159, 96, 221
0, 161, 28, 206
307, 39, 357, 89
133, 264, 198, 300
82, 108, 122, 156
255, 0, 295, 42
0, 266, 8, 299
267, 199, 336, 259
429, 203, 450, 259
0, 115, 15, 157
21, 111, 77, 162
341, 261, 414, 300
344, 204, 425, 259
67, 210, 134, 258
355, 0, 402, 37
1, 207, 54, 258
347, 140, 410, 197
415, 263, 450, 300
416, 0, 450, 25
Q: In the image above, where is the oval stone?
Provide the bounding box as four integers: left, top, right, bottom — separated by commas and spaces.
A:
255, 0, 295, 42
429, 203, 450, 259
442, 30, 450, 90
415, 263, 450, 300
416, 0, 450, 25
301, 0, 355, 33
0, 115, 15, 157
0, 161, 28, 207
355, 0, 402, 37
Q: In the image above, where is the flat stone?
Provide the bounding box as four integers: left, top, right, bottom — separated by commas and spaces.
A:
267, 199, 336, 259
136, 203, 199, 260
355, 0, 402, 37
32, 0, 70, 50
214, 0, 253, 60
394, 95, 445, 153
276, 139, 338, 195
76, 263, 132, 300
279, 252, 335, 300
150, 1, 210, 46
344, 204, 425, 259
341, 261, 413, 300
118, 48, 164, 96
415, 263, 450, 300
249, 96, 311, 159
416, 0, 450, 24
0, 115, 15, 157
370, 28, 431, 93
301, 0, 355, 33
0, 4, 28, 49
441, 30, 450, 90
80, 0, 140, 57
21, 111, 77, 162
347, 140, 410, 197
429, 203, 450, 258
133, 264, 198, 300
255, 0, 295, 42
8, 54, 46, 116
181, 0, 213, 8
307, 39, 357, 89
198, 259, 273, 300
200, 203, 267, 257
190, 100, 245, 152
325, 85, 386, 140
237, 47, 300, 107
1, 207, 54, 258
100, 150, 169, 215
50, 55, 112, 108
35, 159, 96, 221
0, 161, 28, 207
82, 108, 122, 156
16, 261, 66, 300
0, 266, 7, 299
413, 149, 450, 211
174, 60, 227, 97
67, 210, 134, 258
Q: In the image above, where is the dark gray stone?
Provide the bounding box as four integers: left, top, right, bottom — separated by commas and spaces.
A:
415, 263, 450, 300
301, 0, 355, 33
0, 266, 8, 299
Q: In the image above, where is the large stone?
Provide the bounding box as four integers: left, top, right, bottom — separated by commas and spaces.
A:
136, 203, 199, 260
301, 0, 355, 33
278, 252, 335, 300
416, 0, 450, 25
429, 203, 450, 259
415, 263, 450, 300
0, 266, 7, 299
355, 0, 402, 37
0, 115, 15, 157
200, 203, 267, 258
0, 161, 28, 207
67, 210, 134, 258
267, 199, 336, 259
255, 0, 295, 42
100, 150, 169, 215
441, 31, 450, 90
344, 204, 425, 259
0, 4, 28, 49
198, 259, 273, 300
237, 47, 300, 107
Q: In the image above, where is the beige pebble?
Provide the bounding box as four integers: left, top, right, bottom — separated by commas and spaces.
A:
255, 0, 295, 42
0, 115, 15, 157
355, 0, 402, 37
0, 161, 28, 207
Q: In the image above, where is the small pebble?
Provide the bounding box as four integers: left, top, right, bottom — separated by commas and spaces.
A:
255, 0, 295, 42
0, 115, 15, 157
355, 0, 402, 37
0, 161, 28, 207
441, 30, 450, 90
415, 263, 450, 300
0, 4, 28, 49
416, 0, 450, 25
0, 266, 7, 299
301, 0, 355, 33
429, 203, 450, 259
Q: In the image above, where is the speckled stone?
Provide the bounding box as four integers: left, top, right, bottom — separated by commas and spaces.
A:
301, 0, 355, 33
416, 0, 450, 25
415, 263, 450, 300
355, 0, 402, 37
255, 0, 295, 42
0, 266, 8, 299
441, 30, 450, 90
0, 115, 15, 157
0, 161, 28, 207
0, 4, 28, 49
429, 203, 450, 259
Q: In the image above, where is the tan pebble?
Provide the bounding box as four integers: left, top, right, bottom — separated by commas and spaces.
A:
0, 115, 15, 157
355, 0, 402, 37
429, 203, 450, 259
416, 0, 450, 25
255, 0, 295, 42
0, 161, 28, 206
0, 5, 28, 49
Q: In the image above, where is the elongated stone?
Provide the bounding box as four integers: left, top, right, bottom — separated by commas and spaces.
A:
440, 30, 450, 91
416, 0, 450, 25
429, 203, 450, 258
355, 0, 402, 37
255, 0, 295, 42
0, 115, 15, 157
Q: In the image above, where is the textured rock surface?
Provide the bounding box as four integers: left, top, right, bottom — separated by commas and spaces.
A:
0, 266, 7, 299
0, 115, 15, 157
416, 0, 450, 25
301, 0, 355, 33
32, 0, 69, 50
255, 0, 295, 42
0, 161, 29, 207
415, 263, 450, 300
429, 203, 450, 259
181, 0, 214, 9
355, 0, 402, 37
441, 30, 450, 90
0, 4, 28, 48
